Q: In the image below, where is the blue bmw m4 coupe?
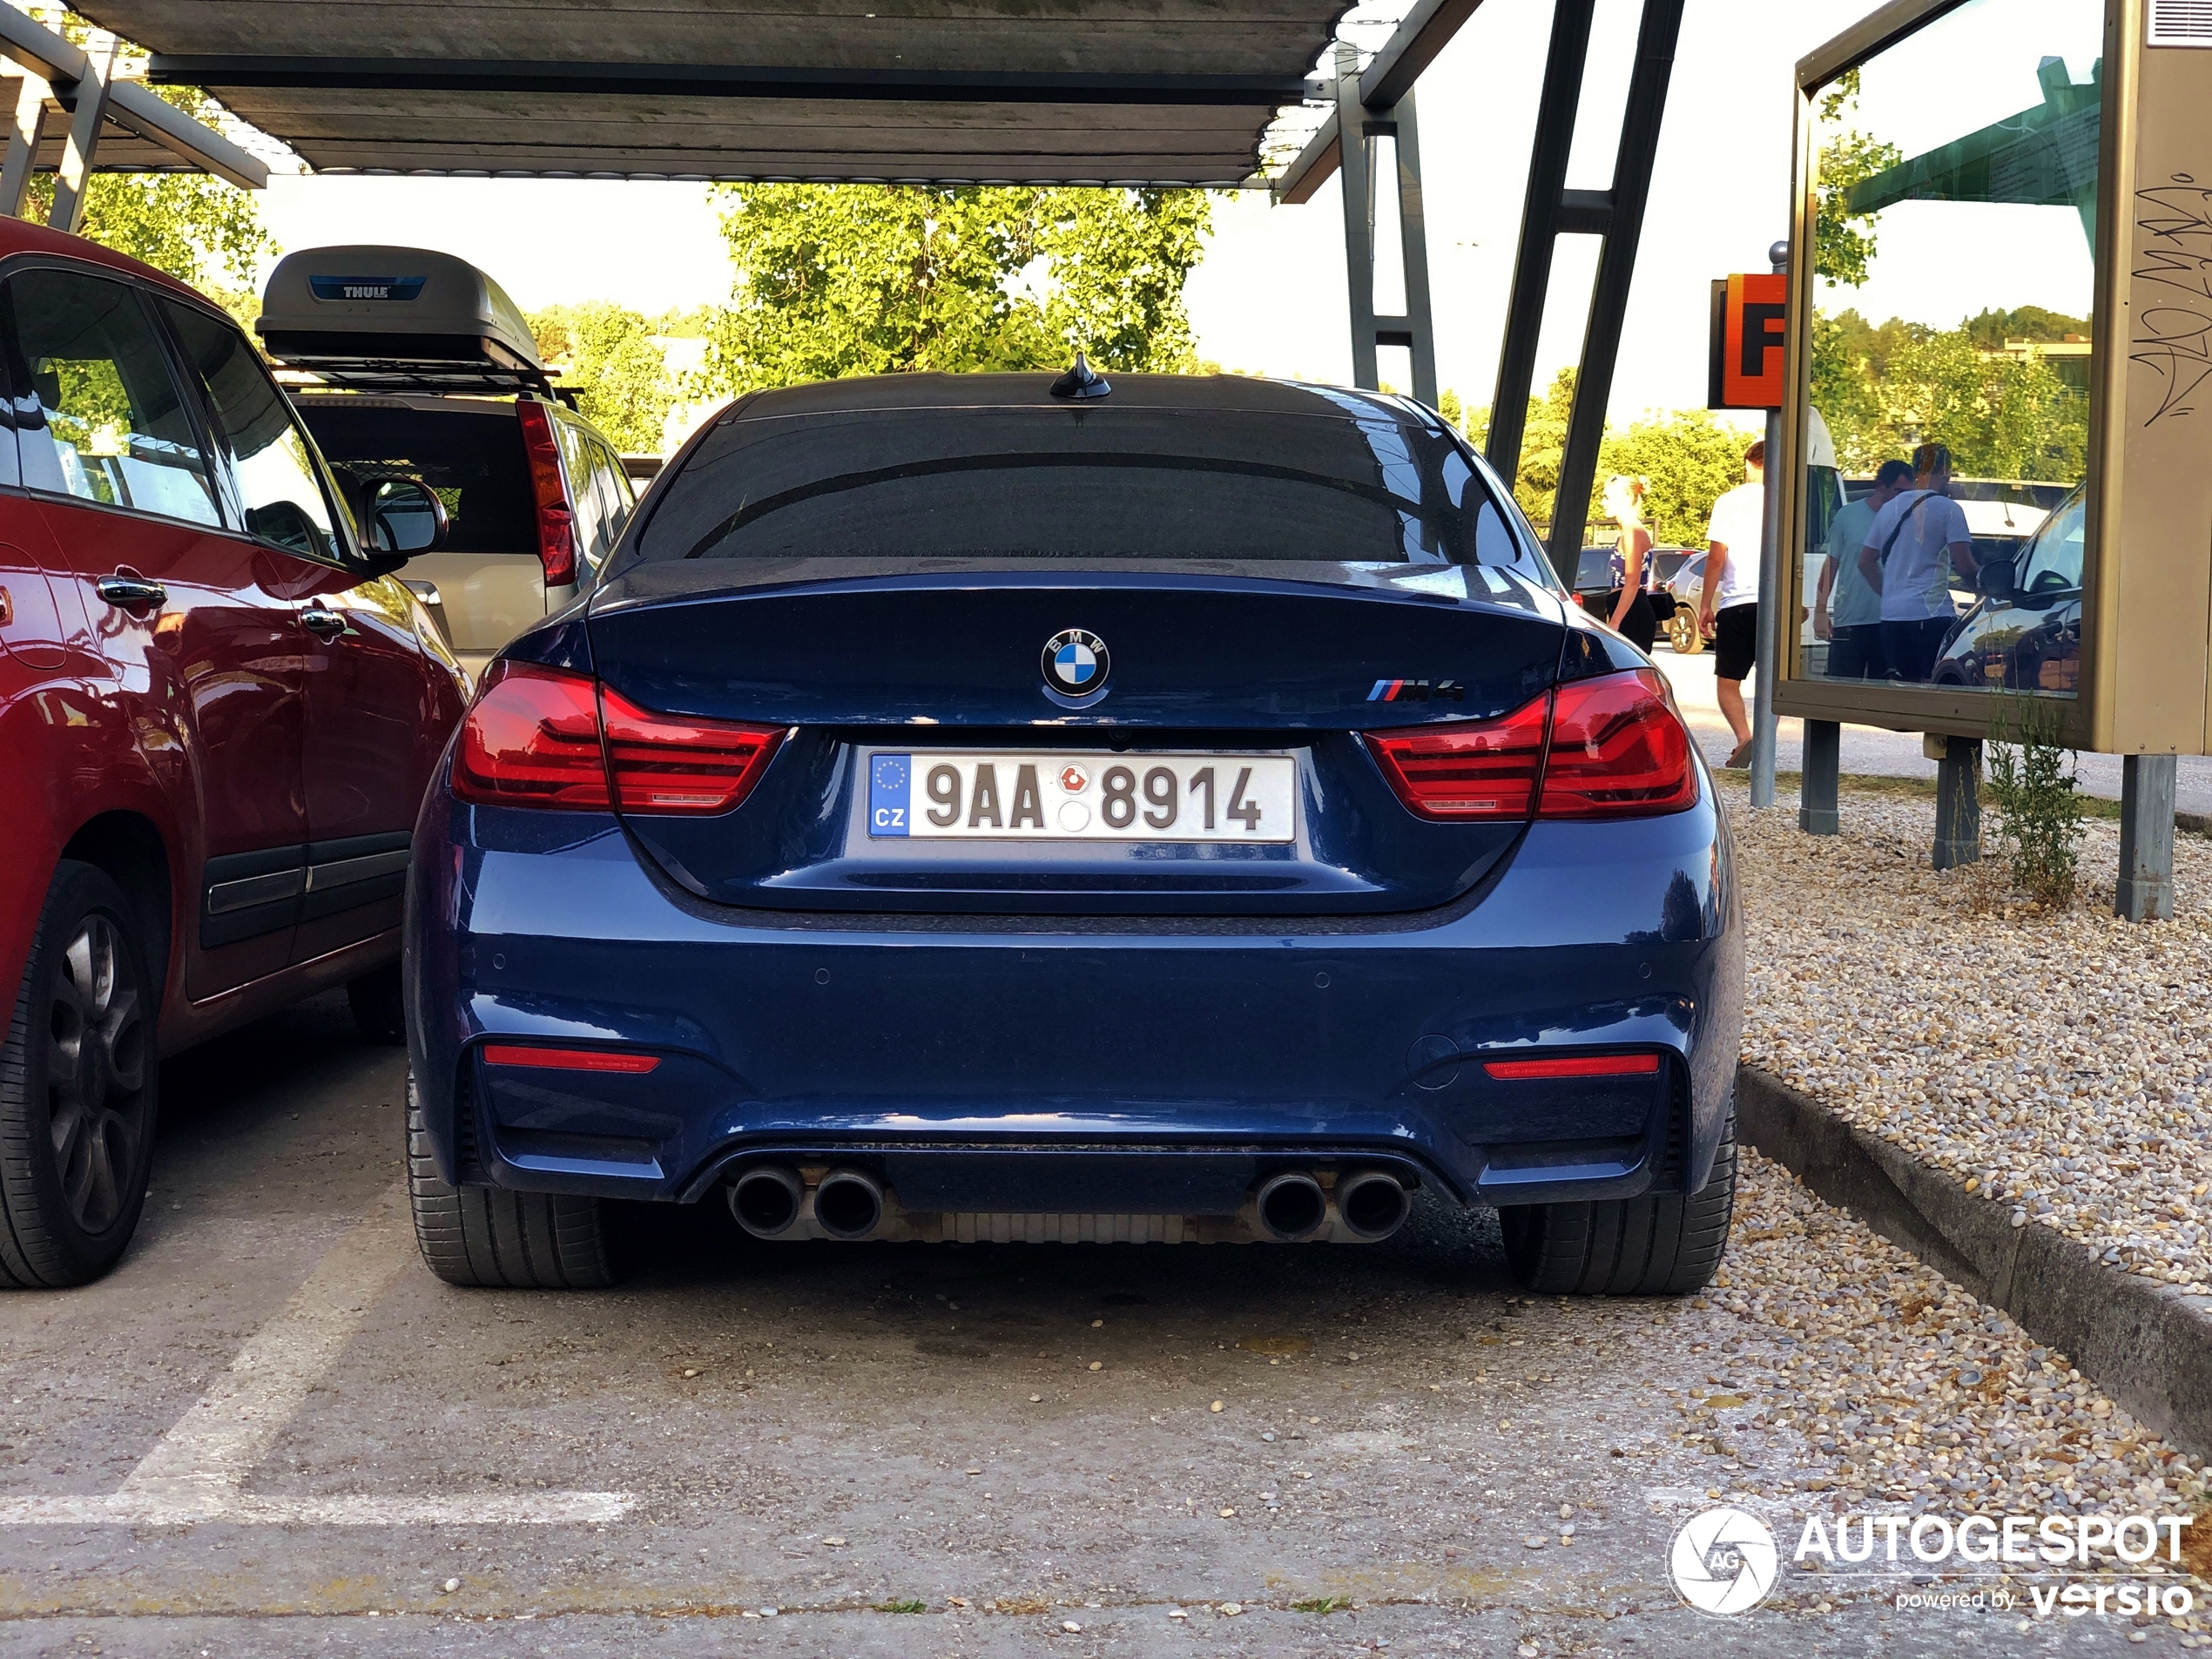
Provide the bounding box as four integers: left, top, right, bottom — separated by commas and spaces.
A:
402, 371, 1742, 1295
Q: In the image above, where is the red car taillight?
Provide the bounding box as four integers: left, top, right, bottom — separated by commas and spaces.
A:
1366, 668, 1695, 822
452, 662, 783, 815
516, 398, 577, 587
601, 685, 782, 814
1362, 691, 1548, 819
1539, 669, 1698, 819
453, 662, 608, 808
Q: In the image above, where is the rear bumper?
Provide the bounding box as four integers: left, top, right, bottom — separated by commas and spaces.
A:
405, 786, 1742, 1217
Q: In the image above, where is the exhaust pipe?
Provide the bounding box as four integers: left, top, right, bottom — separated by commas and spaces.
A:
729, 1165, 804, 1238
1255, 1172, 1328, 1242
813, 1169, 885, 1240
1336, 1170, 1412, 1240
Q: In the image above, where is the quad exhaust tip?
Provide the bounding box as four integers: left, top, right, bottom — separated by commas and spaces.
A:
813, 1168, 885, 1240
1255, 1171, 1328, 1242
1337, 1169, 1413, 1240
729, 1164, 804, 1238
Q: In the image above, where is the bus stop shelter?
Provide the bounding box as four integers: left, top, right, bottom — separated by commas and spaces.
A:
42, 0, 1687, 579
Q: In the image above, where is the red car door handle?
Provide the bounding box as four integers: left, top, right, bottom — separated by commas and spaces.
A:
96, 575, 166, 608
301, 605, 347, 639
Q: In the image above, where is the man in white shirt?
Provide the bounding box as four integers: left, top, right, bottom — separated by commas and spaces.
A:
1858, 442, 1977, 683
1813, 457, 1912, 679
1699, 440, 1768, 768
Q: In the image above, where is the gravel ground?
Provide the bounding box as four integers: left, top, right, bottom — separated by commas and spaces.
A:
1724, 779, 2212, 1297
1712, 1148, 2208, 1564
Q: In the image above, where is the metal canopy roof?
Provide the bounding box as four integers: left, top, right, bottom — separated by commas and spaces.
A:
70, 0, 1355, 185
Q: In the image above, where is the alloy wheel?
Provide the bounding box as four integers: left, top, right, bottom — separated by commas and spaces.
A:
44, 913, 150, 1234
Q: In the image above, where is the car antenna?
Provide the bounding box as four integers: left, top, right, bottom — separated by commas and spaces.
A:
1049, 351, 1111, 401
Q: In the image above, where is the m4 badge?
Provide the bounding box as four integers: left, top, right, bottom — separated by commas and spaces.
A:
1367, 679, 1467, 704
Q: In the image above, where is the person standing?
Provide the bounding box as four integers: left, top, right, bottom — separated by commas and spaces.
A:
1699, 440, 1768, 768
1600, 473, 1658, 652
1814, 457, 1912, 680
1859, 442, 1977, 683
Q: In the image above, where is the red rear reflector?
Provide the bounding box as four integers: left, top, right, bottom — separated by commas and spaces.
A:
1483, 1053, 1662, 1081
516, 398, 577, 587
452, 662, 610, 808
1365, 668, 1695, 822
482, 1044, 660, 1074
601, 685, 783, 814
1363, 691, 1547, 819
1539, 668, 1697, 819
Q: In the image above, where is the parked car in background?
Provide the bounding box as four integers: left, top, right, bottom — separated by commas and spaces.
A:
1931, 482, 2084, 693
0, 218, 469, 1287
259, 248, 638, 680
1662, 550, 1708, 654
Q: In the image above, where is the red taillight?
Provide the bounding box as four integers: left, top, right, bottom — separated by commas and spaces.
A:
452, 662, 610, 808
483, 1044, 660, 1074
1482, 1053, 1662, 1081
601, 685, 783, 814
1363, 691, 1548, 819
1539, 669, 1698, 819
451, 660, 783, 816
516, 398, 577, 587
1365, 668, 1695, 822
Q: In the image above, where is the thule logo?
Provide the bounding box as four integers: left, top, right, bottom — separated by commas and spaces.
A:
308, 276, 428, 302
1367, 679, 1467, 703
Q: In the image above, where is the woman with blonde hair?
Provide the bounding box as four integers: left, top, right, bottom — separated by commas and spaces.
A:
1597, 473, 1658, 652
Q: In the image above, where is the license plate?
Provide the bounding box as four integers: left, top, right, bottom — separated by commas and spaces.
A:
867, 752, 1296, 842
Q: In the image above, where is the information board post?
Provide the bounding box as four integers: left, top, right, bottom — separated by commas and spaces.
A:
1710, 257, 1789, 810
2117, 756, 2176, 922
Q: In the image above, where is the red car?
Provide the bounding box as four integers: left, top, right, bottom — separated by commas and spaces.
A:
0, 219, 468, 1287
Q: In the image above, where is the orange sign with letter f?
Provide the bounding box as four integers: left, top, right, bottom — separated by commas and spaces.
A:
1708, 273, 1788, 410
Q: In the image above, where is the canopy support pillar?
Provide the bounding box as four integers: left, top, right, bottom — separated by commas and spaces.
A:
48, 36, 115, 236
0, 74, 47, 218
1333, 45, 1437, 407
1485, 0, 1683, 581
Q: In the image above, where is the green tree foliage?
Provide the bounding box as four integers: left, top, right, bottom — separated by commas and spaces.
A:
1811, 311, 2087, 480
1813, 71, 1902, 288
694, 185, 1210, 396
24, 84, 273, 296
1459, 369, 1750, 549
527, 301, 677, 453
1598, 410, 1754, 548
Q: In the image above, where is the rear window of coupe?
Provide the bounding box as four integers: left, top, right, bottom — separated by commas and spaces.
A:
634, 404, 1527, 568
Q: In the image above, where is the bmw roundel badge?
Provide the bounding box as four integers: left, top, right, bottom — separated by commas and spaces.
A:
1042, 628, 1110, 701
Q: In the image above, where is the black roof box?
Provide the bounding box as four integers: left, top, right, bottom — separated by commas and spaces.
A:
257, 246, 548, 393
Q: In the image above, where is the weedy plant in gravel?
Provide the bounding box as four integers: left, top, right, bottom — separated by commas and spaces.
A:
1985, 693, 2086, 907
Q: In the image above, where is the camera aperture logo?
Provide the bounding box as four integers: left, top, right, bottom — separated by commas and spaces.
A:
1670, 1507, 1780, 1615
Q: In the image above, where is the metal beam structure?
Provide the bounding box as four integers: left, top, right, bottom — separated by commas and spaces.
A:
0, 6, 266, 195
0, 74, 48, 219
1273, 0, 1483, 203
1487, 0, 1684, 578
1331, 47, 1437, 404
77, 0, 1348, 183
48, 36, 115, 236
145, 58, 1307, 107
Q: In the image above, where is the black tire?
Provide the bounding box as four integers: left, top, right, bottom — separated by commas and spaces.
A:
0, 860, 160, 1289
1668, 612, 1705, 656
347, 961, 406, 1044
405, 1074, 622, 1288
1499, 1111, 1737, 1296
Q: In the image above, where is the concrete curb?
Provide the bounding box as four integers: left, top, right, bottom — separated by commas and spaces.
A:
1735, 1065, 2212, 1459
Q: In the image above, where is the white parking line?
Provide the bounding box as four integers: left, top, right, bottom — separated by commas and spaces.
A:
0, 1187, 633, 1527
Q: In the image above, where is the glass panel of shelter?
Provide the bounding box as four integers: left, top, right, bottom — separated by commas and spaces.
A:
1799, 0, 2099, 699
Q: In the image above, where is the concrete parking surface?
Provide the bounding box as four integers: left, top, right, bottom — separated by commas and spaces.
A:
0, 996, 2202, 1657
